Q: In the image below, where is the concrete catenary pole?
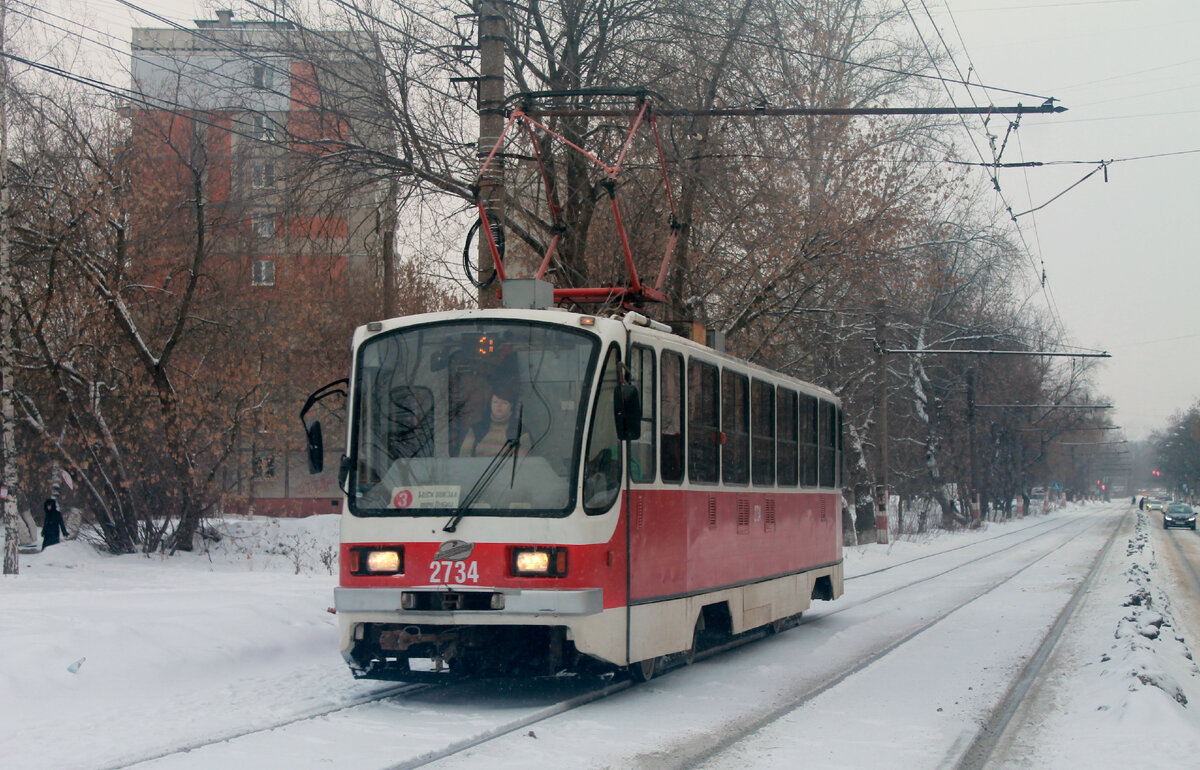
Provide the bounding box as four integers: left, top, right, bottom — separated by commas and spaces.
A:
476, 0, 505, 309
874, 301, 889, 545
966, 368, 981, 522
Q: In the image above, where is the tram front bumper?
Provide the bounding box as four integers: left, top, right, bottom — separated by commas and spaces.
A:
334, 586, 603, 616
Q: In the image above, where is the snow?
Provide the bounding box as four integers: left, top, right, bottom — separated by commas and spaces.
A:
2, 502, 1199, 769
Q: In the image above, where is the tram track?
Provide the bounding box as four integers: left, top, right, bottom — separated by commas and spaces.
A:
395, 513, 1106, 767
839, 513, 1087, 612
116, 508, 1118, 769
116, 635, 768, 769
401, 507, 1123, 769
107, 682, 437, 770
642, 504, 1128, 770
386, 679, 631, 770
849, 510, 1081, 581
950, 507, 1128, 769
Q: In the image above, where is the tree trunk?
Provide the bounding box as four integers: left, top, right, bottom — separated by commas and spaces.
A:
0, 0, 19, 575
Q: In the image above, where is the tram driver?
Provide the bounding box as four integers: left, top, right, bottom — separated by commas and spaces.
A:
458, 378, 532, 458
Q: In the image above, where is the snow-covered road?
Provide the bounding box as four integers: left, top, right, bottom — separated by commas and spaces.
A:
2, 502, 1198, 769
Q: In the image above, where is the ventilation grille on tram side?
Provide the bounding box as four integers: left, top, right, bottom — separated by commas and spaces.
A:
737, 498, 751, 534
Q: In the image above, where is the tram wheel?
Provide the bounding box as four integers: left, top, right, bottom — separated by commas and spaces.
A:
630, 656, 657, 682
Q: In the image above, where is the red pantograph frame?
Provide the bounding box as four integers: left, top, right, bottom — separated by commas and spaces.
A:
475, 100, 679, 307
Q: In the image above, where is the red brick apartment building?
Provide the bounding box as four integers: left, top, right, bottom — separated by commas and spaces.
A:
131, 10, 395, 516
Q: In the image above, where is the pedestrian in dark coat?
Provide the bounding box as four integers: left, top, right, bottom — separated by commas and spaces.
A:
41, 498, 68, 549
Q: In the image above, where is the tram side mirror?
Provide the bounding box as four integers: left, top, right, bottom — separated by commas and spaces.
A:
306, 421, 325, 474
614, 384, 642, 441
299, 377, 348, 475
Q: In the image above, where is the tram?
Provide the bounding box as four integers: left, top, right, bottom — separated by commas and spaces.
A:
303, 299, 844, 680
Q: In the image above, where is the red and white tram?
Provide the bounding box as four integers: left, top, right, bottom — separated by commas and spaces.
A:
305, 305, 843, 680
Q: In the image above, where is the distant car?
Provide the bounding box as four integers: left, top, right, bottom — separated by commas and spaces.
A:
1163, 503, 1196, 530
1144, 498, 1167, 513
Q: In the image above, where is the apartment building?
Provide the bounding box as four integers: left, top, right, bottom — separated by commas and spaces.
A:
131, 10, 395, 516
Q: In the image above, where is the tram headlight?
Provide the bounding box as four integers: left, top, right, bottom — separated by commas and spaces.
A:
516, 550, 549, 573
511, 546, 568, 577
348, 546, 403, 575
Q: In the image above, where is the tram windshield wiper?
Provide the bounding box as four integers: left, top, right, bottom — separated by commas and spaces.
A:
444, 438, 517, 533
509, 404, 524, 488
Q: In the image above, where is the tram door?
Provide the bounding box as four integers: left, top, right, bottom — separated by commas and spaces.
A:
625, 345, 696, 662
627, 347, 689, 604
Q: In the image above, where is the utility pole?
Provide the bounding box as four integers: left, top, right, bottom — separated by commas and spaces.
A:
874, 301, 889, 544
476, 0, 505, 309
382, 230, 395, 319
966, 369, 981, 523
1, 0, 19, 575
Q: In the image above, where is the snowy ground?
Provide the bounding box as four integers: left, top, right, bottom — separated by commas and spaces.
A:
2, 502, 1198, 769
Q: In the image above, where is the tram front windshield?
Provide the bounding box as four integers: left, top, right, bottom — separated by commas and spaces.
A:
350, 319, 599, 517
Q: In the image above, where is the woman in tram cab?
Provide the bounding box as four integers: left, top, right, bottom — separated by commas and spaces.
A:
458, 378, 531, 457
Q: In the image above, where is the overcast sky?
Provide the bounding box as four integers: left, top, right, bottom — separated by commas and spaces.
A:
32, 0, 1200, 440
924, 0, 1200, 440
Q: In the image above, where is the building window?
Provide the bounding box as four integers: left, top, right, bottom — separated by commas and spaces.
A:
253, 114, 278, 142
252, 65, 273, 91
252, 259, 275, 286
252, 455, 276, 479
252, 162, 275, 189
253, 214, 275, 239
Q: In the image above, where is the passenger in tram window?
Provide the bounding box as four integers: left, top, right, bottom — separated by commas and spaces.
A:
458, 379, 531, 457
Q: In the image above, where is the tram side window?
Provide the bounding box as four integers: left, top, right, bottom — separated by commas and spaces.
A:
799, 394, 818, 487
777, 388, 798, 487
688, 359, 720, 484
629, 344, 656, 483
722, 370, 749, 485
584, 346, 623, 514
836, 404, 844, 488
751, 379, 775, 486
661, 351, 685, 484
818, 399, 837, 488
